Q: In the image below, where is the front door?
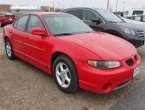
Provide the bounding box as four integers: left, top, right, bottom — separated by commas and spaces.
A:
24, 15, 49, 69
83, 9, 104, 31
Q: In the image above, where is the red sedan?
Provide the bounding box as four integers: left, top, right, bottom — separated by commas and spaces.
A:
0, 12, 16, 27
2, 12, 141, 93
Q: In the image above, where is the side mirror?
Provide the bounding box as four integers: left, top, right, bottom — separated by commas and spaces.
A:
92, 18, 101, 24
32, 27, 47, 36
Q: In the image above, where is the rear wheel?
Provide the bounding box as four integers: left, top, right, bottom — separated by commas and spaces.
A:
5, 39, 15, 60
0, 21, 4, 27
0, 21, 2, 27
53, 55, 79, 93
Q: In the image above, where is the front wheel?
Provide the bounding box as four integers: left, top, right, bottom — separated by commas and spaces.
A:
53, 55, 79, 93
5, 39, 15, 60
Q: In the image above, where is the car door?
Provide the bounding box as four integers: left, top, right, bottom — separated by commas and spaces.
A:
82, 9, 104, 31
24, 15, 49, 69
66, 9, 83, 20
11, 15, 30, 58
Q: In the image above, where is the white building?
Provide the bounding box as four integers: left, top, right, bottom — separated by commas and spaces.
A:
11, 5, 42, 14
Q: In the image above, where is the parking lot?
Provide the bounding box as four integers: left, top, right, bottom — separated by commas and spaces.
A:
0, 27, 145, 110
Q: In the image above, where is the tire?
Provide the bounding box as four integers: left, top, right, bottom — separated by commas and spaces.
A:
53, 55, 79, 93
0, 21, 4, 27
5, 39, 15, 60
0, 21, 2, 27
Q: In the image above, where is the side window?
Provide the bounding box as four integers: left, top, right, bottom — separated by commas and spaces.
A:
27, 15, 44, 33
67, 10, 83, 19
13, 20, 18, 28
83, 10, 99, 21
17, 15, 29, 31
143, 16, 145, 22
134, 16, 141, 21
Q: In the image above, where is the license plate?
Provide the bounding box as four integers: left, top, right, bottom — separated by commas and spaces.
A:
9, 18, 12, 21
133, 66, 140, 78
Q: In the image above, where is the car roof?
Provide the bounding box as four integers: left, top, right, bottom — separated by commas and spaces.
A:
64, 7, 105, 11
0, 11, 14, 15
31, 12, 67, 16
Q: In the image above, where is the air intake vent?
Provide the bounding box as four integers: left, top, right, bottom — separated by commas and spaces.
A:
126, 59, 134, 66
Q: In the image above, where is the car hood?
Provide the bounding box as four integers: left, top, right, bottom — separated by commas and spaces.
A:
116, 22, 144, 31
59, 32, 137, 60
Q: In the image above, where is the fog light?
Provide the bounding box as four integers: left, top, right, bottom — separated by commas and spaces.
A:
102, 83, 112, 93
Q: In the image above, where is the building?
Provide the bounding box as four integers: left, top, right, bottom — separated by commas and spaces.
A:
0, 4, 11, 12
11, 5, 42, 14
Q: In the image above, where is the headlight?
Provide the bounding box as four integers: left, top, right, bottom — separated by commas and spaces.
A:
87, 60, 121, 69
124, 28, 136, 36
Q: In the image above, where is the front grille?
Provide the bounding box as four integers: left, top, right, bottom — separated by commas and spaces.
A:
126, 59, 134, 66
137, 31, 145, 38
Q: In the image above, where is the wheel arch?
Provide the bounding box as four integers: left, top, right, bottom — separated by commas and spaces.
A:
51, 51, 76, 70
104, 30, 123, 38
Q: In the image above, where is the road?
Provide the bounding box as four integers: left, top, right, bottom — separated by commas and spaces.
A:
0, 27, 145, 110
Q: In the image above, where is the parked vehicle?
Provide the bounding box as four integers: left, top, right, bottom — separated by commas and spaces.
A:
116, 14, 145, 25
127, 15, 145, 22
64, 8, 145, 48
0, 12, 16, 27
3, 12, 141, 94
128, 9, 145, 16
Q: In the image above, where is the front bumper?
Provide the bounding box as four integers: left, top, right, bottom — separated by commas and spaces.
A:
126, 34, 145, 48
76, 54, 141, 94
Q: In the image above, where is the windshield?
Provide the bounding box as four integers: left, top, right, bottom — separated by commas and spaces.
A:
43, 14, 94, 36
97, 9, 123, 23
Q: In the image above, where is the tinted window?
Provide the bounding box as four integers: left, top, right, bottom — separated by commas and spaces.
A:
143, 16, 145, 22
132, 11, 143, 15
17, 15, 29, 31
83, 10, 98, 21
66, 10, 83, 19
27, 15, 44, 33
13, 20, 18, 28
134, 16, 142, 21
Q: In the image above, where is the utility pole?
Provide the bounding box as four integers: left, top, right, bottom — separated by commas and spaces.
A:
116, 0, 118, 12
107, 0, 109, 10
123, 0, 125, 12
53, 0, 55, 11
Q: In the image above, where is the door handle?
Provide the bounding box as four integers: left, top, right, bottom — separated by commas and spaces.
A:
9, 31, 12, 34
25, 37, 29, 39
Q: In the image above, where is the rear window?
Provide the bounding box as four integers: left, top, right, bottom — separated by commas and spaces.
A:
4, 12, 15, 17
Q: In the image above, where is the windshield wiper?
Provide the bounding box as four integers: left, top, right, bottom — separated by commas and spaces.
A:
54, 33, 73, 36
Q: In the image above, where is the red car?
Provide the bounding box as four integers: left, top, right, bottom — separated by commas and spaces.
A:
0, 12, 16, 27
2, 12, 141, 94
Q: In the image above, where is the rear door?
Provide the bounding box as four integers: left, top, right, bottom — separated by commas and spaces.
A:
24, 15, 49, 69
12, 15, 30, 57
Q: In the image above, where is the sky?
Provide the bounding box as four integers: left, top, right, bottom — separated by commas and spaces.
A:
0, 0, 145, 11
